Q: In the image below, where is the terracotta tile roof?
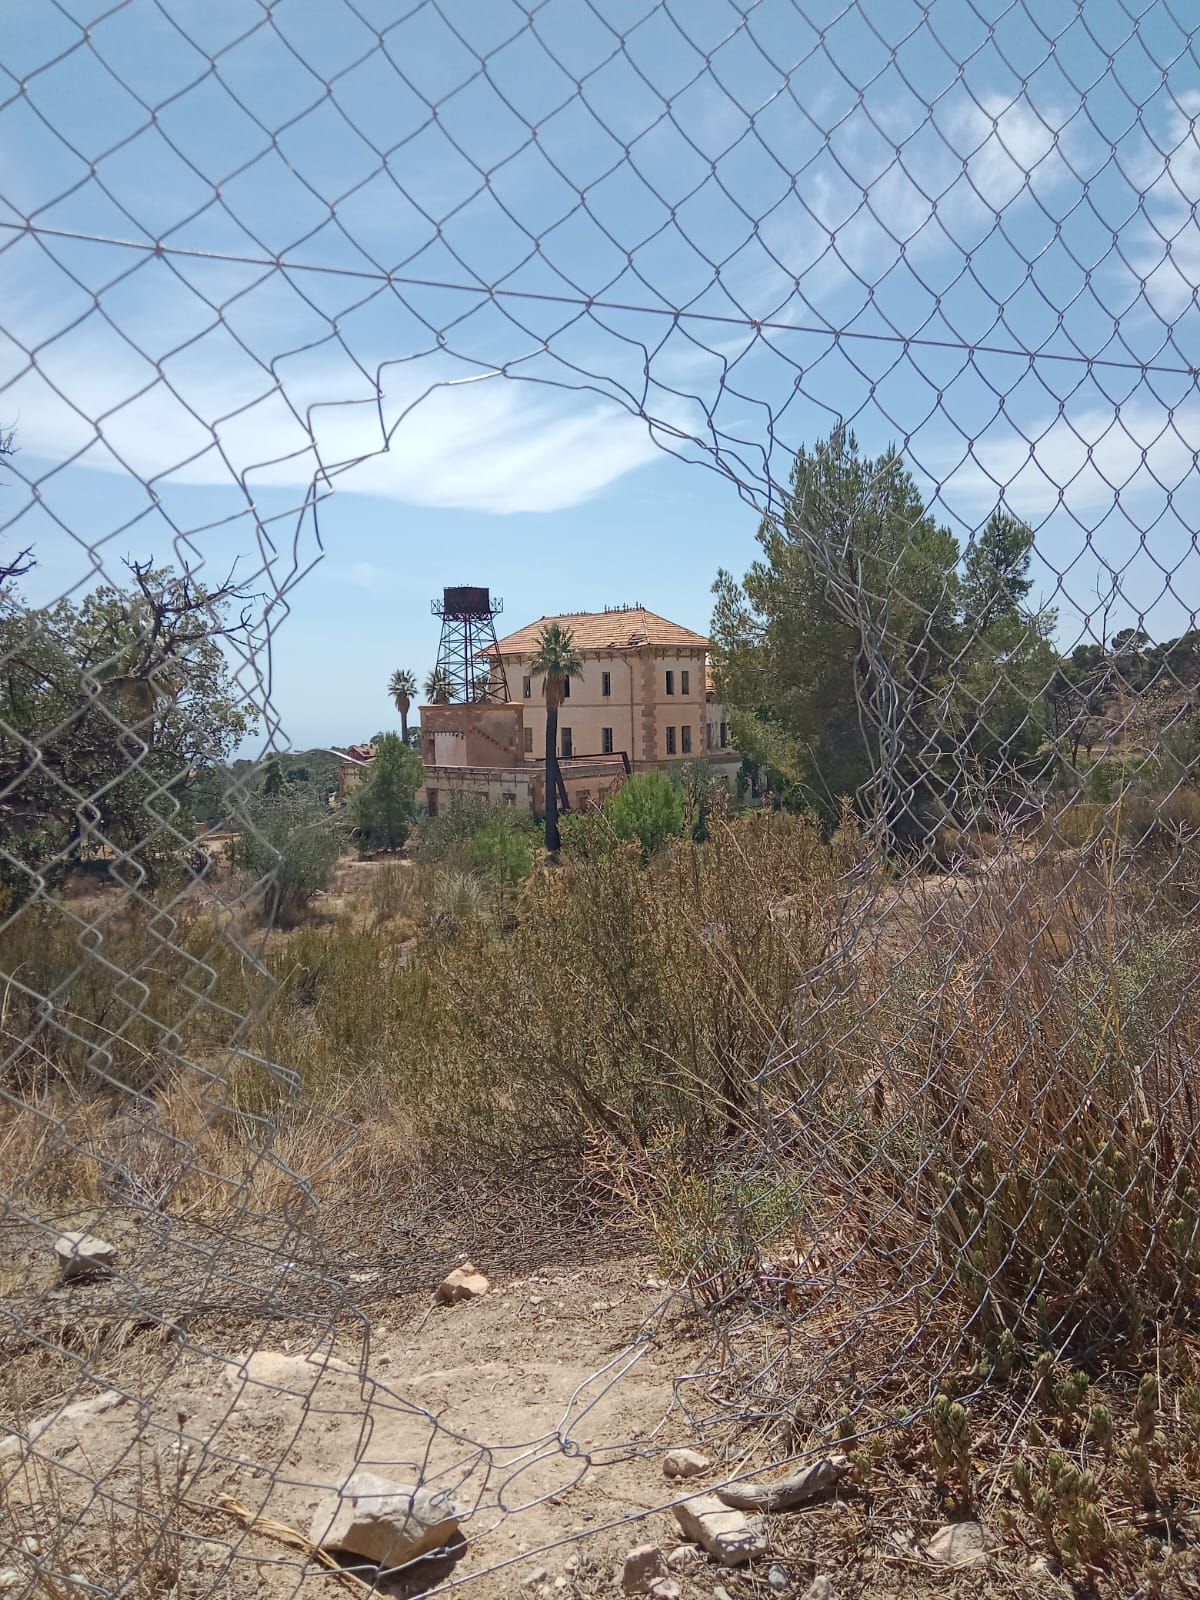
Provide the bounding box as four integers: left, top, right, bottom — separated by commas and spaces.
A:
489, 607, 709, 658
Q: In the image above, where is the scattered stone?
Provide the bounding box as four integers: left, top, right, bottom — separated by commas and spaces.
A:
0, 1389, 129, 1460
54, 1231, 118, 1282
713, 1587, 735, 1600
672, 1495, 767, 1567
666, 1545, 704, 1573
623, 1545, 666, 1594
309, 1472, 461, 1567
767, 1565, 789, 1592
645, 1277, 666, 1291
20, 1537, 42, 1556
716, 1456, 848, 1514
923, 1521, 992, 1566
553, 1579, 567, 1592
221, 1350, 354, 1406
801, 1580, 836, 1600
522, 1569, 549, 1590
435, 1262, 490, 1303
663, 1447, 712, 1481
0, 1571, 22, 1591
648, 1582, 681, 1600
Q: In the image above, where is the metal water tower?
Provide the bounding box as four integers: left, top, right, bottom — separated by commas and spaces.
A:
430, 586, 510, 702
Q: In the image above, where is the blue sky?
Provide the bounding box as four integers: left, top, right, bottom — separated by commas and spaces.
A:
1, 0, 1198, 751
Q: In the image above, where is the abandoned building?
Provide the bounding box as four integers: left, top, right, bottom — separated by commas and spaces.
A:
417, 595, 740, 819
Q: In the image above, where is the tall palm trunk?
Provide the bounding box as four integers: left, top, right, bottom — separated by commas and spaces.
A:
399, 699, 409, 744
545, 687, 561, 852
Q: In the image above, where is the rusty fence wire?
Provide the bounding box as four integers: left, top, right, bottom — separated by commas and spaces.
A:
2, 1, 1200, 1597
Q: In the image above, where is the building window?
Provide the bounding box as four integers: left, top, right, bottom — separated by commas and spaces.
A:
502, 791, 516, 805
561, 726, 573, 758
665, 670, 675, 695
523, 726, 533, 754
707, 724, 714, 750
681, 725, 692, 755
602, 670, 611, 697
681, 670, 690, 695
427, 788, 439, 818
523, 676, 531, 698
665, 726, 676, 755
720, 721, 728, 748
602, 727, 614, 754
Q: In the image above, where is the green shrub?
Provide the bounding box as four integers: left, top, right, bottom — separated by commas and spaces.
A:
232, 791, 343, 925
411, 796, 541, 865
352, 733, 423, 852
470, 816, 534, 886
604, 770, 685, 859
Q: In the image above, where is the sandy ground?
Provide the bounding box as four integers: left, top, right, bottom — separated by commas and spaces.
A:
1, 1240, 1067, 1600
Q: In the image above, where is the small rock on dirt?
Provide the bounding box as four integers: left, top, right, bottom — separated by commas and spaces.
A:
221, 1350, 353, 1405
435, 1262, 490, 1303
666, 1545, 704, 1572
663, 1447, 711, 1480
672, 1495, 767, 1567
801, 1579, 836, 1600
522, 1569, 549, 1590
623, 1544, 666, 1594
767, 1565, 789, 1592
309, 1472, 461, 1566
924, 1521, 991, 1566
647, 1581, 681, 1600
0, 1571, 22, 1591
55, 1231, 118, 1281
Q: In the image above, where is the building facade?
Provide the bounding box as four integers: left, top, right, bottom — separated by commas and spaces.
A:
419, 605, 740, 819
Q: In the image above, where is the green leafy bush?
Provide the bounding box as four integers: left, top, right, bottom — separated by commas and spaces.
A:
411, 795, 541, 865
232, 792, 343, 925
604, 770, 685, 859
470, 816, 534, 885
352, 733, 423, 852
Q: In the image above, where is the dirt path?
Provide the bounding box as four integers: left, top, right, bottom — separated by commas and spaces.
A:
3, 1254, 713, 1599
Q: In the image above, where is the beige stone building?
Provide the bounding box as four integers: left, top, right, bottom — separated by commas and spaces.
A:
419, 605, 739, 818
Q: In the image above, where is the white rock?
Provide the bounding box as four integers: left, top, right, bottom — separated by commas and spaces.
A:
768, 1566, 789, 1592
221, 1350, 354, 1407
54, 1232, 117, 1281
672, 1495, 767, 1567
924, 1521, 991, 1566
648, 1582, 681, 1600
522, 1569, 549, 1590
802, 1579, 837, 1600
0, 1571, 22, 1591
666, 1545, 704, 1572
663, 1447, 712, 1480
0, 1389, 128, 1460
436, 1262, 490, 1303
623, 1544, 665, 1594
309, 1473, 461, 1567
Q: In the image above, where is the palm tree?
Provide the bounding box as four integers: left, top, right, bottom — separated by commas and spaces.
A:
388, 668, 417, 743
424, 666, 454, 704
529, 623, 583, 853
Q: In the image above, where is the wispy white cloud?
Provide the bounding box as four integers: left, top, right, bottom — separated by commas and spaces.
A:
1130, 92, 1200, 318
1, 314, 665, 514
934, 397, 1200, 519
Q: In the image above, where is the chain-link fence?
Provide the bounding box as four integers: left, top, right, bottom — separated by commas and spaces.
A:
2, 2, 1199, 1597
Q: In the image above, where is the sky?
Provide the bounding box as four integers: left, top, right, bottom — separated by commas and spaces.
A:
1, 0, 1198, 752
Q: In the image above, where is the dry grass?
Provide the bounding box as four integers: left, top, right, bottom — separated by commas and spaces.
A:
4, 801, 1200, 1593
